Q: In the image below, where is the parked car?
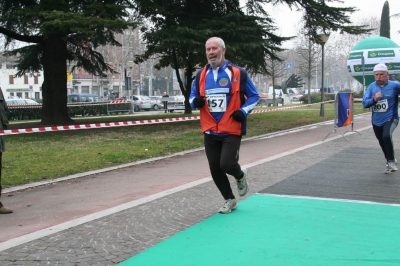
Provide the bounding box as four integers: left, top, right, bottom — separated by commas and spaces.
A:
6, 98, 39, 105
149, 96, 164, 110
67, 93, 101, 103
257, 91, 284, 106
286, 88, 303, 102
130, 95, 152, 111
167, 95, 185, 112
304, 89, 320, 94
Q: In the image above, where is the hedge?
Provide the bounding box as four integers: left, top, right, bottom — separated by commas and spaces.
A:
7, 102, 132, 121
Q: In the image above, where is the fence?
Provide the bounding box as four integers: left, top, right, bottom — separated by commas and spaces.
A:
106, 100, 133, 115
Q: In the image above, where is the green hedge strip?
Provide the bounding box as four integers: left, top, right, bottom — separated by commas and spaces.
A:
7, 102, 132, 120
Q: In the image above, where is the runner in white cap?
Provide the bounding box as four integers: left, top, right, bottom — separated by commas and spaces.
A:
362, 63, 400, 173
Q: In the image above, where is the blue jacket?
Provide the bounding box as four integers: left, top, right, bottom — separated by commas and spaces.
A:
362, 80, 400, 126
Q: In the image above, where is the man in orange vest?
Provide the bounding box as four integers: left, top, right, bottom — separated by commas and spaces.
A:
190, 37, 259, 214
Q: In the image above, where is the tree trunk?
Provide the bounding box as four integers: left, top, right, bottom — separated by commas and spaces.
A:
184, 66, 194, 115
40, 34, 73, 125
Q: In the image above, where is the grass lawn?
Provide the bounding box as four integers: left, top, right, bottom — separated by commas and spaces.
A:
2, 103, 370, 188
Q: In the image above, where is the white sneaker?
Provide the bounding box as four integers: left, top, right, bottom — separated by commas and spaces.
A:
218, 199, 238, 214
385, 161, 398, 174
236, 168, 249, 197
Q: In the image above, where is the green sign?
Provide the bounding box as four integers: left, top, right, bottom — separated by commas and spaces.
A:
348, 52, 363, 60
353, 64, 376, 73
368, 50, 395, 58
387, 62, 400, 71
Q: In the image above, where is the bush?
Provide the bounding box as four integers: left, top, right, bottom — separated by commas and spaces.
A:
299, 93, 335, 104
7, 106, 42, 120
352, 91, 364, 99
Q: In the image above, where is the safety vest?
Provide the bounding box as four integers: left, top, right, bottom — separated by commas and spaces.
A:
196, 63, 247, 136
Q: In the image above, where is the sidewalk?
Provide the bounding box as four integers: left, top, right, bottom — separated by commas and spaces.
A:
0, 114, 399, 265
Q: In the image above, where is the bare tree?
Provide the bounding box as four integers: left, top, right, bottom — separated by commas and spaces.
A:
265, 53, 287, 106
293, 22, 320, 104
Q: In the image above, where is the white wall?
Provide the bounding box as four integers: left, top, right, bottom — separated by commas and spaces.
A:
0, 64, 43, 100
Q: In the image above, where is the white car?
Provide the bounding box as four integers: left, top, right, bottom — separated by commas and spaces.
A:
130, 95, 152, 111
6, 99, 39, 105
149, 96, 164, 110
286, 88, 303, 102
304, 89, 320, 94
257, 91, 284, 106
167, 96, 185, 112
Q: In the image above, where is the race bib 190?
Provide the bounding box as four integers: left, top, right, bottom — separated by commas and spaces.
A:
207, 94, 226, 112
373, 99, 388, 112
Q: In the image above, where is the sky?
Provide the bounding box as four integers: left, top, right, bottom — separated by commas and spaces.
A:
265, 0, 400, 48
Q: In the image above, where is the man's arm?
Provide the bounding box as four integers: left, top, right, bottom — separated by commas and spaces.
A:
189, 77, 201, 109
240, 77, 260, 115
189, 75, 206, 109
362, 84, 376, 109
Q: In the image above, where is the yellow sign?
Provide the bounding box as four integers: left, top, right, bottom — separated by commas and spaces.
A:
67, 72, 73, 89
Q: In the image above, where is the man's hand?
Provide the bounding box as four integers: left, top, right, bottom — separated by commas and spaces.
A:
230, 110, 245, 122
193, 96, 206, 108
374, 91, 382, 102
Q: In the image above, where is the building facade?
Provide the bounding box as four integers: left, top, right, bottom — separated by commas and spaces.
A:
0, 63, 44, 100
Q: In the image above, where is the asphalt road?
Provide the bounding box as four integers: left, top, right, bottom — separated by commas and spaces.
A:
1, 113, 398, 265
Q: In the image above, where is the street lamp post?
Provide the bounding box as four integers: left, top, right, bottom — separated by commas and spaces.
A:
318, 32, 330, 117
165, 76, 170, 95
125, 61, 135, 97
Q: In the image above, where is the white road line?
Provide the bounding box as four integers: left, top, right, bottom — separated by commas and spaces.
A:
257, 193, 400, 207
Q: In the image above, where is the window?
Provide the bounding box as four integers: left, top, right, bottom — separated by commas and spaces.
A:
68, 96, 79, 103
81, 86, 89, 93
34, 76, 39, 84
24, 75, 28, 84
92, 86, 99, 95
9, 75, 14, 84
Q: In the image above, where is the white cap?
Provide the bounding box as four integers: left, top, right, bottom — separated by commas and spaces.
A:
373, 63, 388, 72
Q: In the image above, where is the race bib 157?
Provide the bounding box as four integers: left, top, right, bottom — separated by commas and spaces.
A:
207, 94, 226, 112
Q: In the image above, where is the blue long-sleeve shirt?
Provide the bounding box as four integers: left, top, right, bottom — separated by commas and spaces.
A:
362, 80, 400, 126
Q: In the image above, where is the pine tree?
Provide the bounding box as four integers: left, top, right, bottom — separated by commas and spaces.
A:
380, 1, 391, 38
0, 0, 137, 125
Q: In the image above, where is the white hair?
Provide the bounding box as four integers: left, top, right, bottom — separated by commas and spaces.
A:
205, 37, 225, 49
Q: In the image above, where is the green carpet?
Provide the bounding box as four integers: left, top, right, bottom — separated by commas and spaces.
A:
119, 194, 400, 266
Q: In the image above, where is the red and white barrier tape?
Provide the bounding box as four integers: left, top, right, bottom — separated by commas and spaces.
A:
109, 100, 129, 104
252, 100, 335, 114
0, 99, 337, 136
8, 104, 42, 109
0, 116, 200, 136
8, 101, 129, 109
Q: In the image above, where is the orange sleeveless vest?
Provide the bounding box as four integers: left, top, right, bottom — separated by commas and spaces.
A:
198, 64, 243, 136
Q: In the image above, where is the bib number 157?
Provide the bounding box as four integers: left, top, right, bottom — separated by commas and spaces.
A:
207, 94, 227, 112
